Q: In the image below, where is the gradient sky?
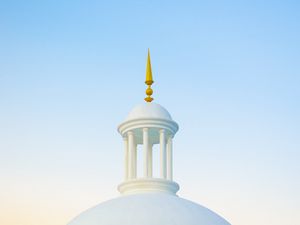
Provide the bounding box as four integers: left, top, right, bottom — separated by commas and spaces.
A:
0, 1, 299, 225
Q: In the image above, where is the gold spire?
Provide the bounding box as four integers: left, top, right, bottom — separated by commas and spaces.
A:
145, 49, 154, 102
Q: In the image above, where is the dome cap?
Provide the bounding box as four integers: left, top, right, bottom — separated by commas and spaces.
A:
126, 102, 173, 121
118, 102, 178, 139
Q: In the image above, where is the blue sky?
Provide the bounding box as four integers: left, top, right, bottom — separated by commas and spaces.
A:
0, 1, 299, 225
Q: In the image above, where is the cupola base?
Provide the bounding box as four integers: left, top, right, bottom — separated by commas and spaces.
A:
118, 178, 180, 195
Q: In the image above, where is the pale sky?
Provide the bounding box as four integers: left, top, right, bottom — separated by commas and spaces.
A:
0, 1, 299, 225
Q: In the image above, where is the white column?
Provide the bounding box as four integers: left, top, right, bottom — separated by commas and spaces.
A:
133, 143, 137, 179
123, 136, 129, 180
127, 131, 135, 179
143, 128, 149, 177
167, 136, 173, 180
160, 129, 167, 179
148, 144, 153, 177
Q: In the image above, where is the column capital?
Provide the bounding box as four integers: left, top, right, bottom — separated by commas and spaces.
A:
143, 127, 149, 132
159, 128, 166, 134
127, 130, 133, 134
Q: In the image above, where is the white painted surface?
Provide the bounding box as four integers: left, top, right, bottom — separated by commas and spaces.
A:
117, 102, 179, 194
143, 128, 149, 177
159, 129, 167, 179
118, 178, 179, 195
68, 193, 230, 225
126, 102, 172, 121
167, 137, 173, 180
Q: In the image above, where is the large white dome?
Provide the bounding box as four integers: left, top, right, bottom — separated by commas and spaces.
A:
126, 102, 173, 121
68, 193, 230, 225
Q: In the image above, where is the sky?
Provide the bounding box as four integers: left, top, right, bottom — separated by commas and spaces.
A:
0, 0, 299, 225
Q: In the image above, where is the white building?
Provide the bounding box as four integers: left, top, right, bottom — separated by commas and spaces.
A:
67, 50, 231, 225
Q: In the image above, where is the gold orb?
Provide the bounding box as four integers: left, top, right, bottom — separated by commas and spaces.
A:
146, 87, 153, 96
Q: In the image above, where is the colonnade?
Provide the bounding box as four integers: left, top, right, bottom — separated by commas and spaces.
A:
123, 128, 173, 181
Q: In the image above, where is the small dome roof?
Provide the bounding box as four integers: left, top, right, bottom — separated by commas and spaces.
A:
68, 193, 230, 225
126, 103, 172, 121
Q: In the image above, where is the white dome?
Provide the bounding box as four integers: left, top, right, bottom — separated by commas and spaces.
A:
126, 102, 172, 121
68, 193, 230, 225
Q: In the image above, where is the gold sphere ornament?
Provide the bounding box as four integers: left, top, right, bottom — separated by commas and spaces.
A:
144, 49, 154, 102
146, 87, 153, 96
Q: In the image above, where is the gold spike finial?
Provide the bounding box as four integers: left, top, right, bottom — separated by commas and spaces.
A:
145, 49, 154, 102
